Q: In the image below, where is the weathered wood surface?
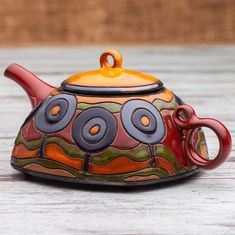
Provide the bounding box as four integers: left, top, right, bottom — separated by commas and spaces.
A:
0, 46, 234, 235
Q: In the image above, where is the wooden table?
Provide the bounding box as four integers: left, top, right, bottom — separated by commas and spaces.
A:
0, 47, 234, 235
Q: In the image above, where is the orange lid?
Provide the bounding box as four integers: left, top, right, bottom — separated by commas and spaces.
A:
62, 50, 163, 95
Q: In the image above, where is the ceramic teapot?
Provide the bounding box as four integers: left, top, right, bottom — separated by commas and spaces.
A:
5, 50, 232, 186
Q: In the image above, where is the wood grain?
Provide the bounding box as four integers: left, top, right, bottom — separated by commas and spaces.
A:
0, 0, 235, 46
0, 46, 234, 235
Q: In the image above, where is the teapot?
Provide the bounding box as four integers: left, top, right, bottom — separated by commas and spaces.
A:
5, 50, 232, 186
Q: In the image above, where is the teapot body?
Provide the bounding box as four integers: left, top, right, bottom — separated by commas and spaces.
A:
11, 88, 207, 185
6, 50, 231, 186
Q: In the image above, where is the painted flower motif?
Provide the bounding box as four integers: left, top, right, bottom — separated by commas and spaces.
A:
35, 94, 77, 133
72, 107, 117, 153
121, 99, 165, 144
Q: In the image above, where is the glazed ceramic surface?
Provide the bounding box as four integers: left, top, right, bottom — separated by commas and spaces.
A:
5, 50, 232, 186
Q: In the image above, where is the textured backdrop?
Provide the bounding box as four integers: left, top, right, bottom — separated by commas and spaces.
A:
0, 0, 234, 46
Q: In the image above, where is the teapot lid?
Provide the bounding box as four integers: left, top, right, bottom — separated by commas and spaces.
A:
61, 50, 163, 95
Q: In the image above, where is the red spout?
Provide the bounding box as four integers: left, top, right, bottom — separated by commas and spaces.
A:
4, 64, 55, 108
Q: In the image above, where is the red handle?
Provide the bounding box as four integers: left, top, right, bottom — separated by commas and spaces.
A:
173, 105, 232, 170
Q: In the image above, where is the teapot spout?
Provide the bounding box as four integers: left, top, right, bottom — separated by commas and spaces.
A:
4, 64, 55, 108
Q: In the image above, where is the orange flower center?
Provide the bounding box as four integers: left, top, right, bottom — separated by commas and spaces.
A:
89, 125, 100, 135
51, 105, 61, 116
140, 116, 150, 126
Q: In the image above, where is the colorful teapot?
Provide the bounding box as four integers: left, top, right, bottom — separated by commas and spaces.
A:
5, 50, 232, 186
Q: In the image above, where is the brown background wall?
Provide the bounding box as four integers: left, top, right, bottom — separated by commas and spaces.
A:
0, 0, 235, 46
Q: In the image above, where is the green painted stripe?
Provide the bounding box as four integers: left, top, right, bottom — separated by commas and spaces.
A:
92, 144, 185, 174
90, 167, 169, 181
97, 168, 169, 181
153, 98, 178, 111
91, 145, 150, 164
15, 132, 85, 159
78, 99, 177, 113
11, 157, 36, 167
77, 102, 121, 113
15, 132, 42, 150
126, 167, 168, 177
155, 144, 185, 173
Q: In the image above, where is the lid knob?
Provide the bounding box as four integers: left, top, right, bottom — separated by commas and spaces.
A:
100, 50, 123, 69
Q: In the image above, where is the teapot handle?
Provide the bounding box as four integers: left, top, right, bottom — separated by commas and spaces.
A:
173, 105, 232, 170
